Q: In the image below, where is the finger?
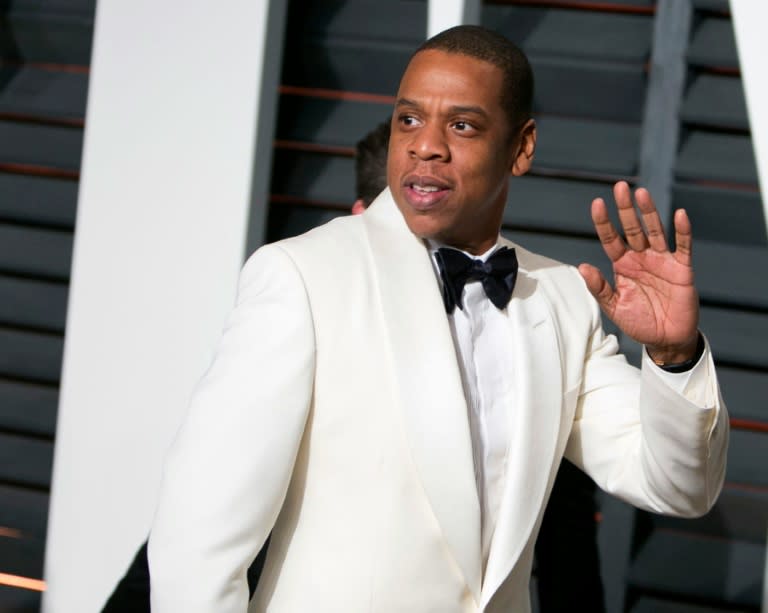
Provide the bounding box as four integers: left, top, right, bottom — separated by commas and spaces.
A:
614, 181, 649, 252
673, 208, 693, 266
591, 197, 627, 263
578, 263, 617, 318
634, 187, 668, 252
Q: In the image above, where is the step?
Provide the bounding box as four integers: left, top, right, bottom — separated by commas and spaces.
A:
529, 56, 646, 122
270, 150, 355, 207
694, 240, 768, 308
0, 327, 63, 383
724, 429, 768, 489
676, 131, 758, 186
485, 4, 653, 63
0, 276, 68, 332
629, 595, 751, 613
0, 531, 45, 579
629, 531, 763, 607
532, 116, 640, 178
0, 585, 42, 613
0, 173, 78, 229
716, 367, 768, 425
0, 224, 73, 281
0, 484, 49, 538
692, 1, 730, 13
275, 95, 391, 150
671, 185, 765, 247
267, 202, 346, 243
687, 17, 738, 70
0, 120, 83, 172
699, 306, 768, 370
504, 175, 614, 235
1, 0, 95, 65
0, 64, 89, 121
0, 379, 58, 437
681, 74, 748, 131
652, 486, 768, 544
0, 433, 53, 489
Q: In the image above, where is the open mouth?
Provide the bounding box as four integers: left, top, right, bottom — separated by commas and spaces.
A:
412, 184, 440, 194
404, 176, 450, 210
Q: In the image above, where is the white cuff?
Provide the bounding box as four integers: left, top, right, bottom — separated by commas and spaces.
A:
642, 337, 715, 407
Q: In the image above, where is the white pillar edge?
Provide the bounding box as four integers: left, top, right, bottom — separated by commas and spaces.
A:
427, 0, 480, 38
731, 0, 768, 239
42, 1, 280, 610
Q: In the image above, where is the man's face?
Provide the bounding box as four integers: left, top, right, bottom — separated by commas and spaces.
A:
387, 49, 535, 255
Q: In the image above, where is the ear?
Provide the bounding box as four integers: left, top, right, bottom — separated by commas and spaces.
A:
510, 119, 536, 177
351, 199, 366, 215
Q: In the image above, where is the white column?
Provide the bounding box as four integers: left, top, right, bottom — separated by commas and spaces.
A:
427, 0, 480, 37
42, 1, 284, 610
731, 0, 768, 238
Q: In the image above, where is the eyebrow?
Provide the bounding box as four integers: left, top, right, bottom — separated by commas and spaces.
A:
395, 97, 420, 110
395, 98, 489, 119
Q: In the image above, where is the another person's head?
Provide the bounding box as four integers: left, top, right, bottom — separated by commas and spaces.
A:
352, 120, 391, 215
355, 120, 391, 209
387, 25, 537, 254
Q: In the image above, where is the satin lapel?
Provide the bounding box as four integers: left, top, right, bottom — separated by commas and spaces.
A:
363, 190, 482, 602
481, 243, 563, 608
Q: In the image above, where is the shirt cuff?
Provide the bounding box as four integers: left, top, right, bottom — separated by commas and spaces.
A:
642, 337, 715, 407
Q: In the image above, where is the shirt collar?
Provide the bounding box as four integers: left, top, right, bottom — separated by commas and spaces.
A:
425, 238, 503, 262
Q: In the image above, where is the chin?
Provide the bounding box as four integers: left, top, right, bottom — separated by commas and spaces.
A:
403, 217, 446, 242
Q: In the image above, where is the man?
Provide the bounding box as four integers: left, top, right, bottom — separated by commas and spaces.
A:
149, 26, 728, 613
355, 119, 606, 612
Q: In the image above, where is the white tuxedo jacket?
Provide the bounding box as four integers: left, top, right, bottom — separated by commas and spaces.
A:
149, 189, 728, 613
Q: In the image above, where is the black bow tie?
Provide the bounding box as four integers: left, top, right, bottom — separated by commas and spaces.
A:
435, 246, 519, 314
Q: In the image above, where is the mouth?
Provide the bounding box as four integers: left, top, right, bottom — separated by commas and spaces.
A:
402, 175, 451, 210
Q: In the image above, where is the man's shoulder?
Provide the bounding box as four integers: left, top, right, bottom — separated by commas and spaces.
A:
252, 213, 367, 267
501, 236, 578, 280
502, 235, 598, 318
276, 213, 364, 250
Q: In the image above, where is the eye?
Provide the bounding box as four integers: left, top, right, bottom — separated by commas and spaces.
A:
398, 114, 421, 129
451, 120, 476, 134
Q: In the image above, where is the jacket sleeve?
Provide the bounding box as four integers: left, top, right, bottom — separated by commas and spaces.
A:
148, 243, 316, 612
564, 292, 729, 518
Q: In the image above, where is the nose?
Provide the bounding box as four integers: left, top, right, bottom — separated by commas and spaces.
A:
409, 122, 449, 162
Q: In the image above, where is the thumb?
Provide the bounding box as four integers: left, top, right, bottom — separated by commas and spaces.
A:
578, 263, 616, 314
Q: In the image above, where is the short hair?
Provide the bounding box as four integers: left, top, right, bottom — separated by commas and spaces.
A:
415, 25, 534, 134
355, 119, 391, 206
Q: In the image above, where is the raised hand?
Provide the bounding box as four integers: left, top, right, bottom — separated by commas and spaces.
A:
578, 181, 700, 364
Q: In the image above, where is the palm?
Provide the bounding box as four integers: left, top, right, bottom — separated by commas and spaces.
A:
607, 247, 697, 346
579, 182, 700, 360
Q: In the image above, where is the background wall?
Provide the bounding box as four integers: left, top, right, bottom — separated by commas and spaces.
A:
0, 0, 765, 611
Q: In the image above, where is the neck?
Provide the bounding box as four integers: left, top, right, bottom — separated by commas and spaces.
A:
437, 236, 499, 256
427, 238, 499, 258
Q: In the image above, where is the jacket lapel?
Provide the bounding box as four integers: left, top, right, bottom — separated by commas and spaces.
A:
363, 190, 482, 603
481, 242, 563, 608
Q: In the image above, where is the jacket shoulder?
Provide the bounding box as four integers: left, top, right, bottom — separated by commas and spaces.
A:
255, 214, 365, 264
505, 238, 601, 328
511, 241, 587, 291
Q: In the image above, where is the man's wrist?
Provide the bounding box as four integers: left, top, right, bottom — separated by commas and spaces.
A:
647, 333, 705, 373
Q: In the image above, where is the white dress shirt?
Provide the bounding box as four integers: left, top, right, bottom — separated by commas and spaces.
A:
428, 238, 714, 578
429, 240, 515, 571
